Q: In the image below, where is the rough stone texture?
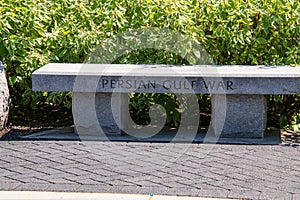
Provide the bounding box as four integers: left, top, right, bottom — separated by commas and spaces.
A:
211, 94, 266, 138
32, 64, 300, 138
72, 92, 129, 136
33, 64, 300, 94
0, 62, 9, 130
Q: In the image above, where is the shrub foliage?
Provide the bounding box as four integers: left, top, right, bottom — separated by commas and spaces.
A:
0, 0, 299, 127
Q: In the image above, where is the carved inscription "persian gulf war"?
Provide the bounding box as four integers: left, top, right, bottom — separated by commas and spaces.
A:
101, 79, 234, 91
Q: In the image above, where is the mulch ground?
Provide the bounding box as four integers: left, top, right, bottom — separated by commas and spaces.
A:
0, 105, 73, 140
281, 129, 300, 145
1, 105, 299, 145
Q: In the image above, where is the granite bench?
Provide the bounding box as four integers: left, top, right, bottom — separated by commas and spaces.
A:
32, 64, 300, 138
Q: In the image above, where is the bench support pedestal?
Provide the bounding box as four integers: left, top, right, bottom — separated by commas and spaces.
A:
73, 92, 267, 138
211, 94, 267, 138
72, 92, 129, 136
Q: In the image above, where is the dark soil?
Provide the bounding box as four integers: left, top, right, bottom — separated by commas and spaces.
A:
0, 104, 73, 140
1, 104, 299, 145
281, 129, 300, 145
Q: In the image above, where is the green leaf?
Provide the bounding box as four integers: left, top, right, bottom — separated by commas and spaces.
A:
256, 37, 267, 44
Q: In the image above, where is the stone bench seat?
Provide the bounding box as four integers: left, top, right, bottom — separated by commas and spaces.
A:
32, 63, 300, 138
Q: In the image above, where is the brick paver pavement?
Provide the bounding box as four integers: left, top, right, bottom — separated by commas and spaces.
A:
0, 141, 299, 199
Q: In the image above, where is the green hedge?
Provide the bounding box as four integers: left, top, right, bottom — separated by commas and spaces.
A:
0, 0, 299, 127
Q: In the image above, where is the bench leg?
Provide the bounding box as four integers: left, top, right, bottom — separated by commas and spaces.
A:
72, 92, 129, 136
211, 94, 267, 138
